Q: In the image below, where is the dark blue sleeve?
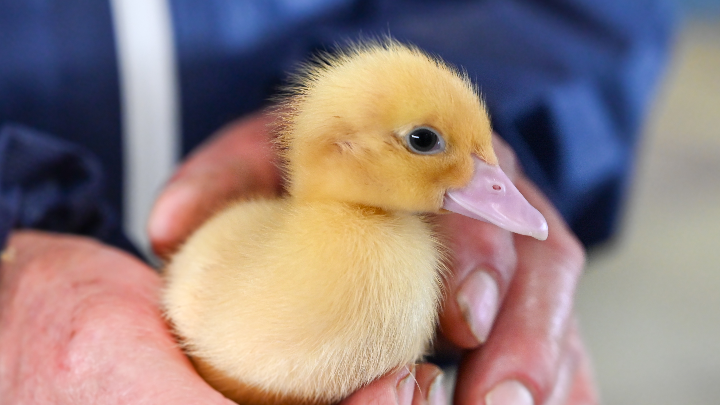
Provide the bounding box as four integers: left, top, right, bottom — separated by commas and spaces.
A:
0, 124, 138, 255
0, 1, 132, 252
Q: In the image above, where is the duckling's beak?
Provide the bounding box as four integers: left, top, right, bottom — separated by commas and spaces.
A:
443, 156, 548, 240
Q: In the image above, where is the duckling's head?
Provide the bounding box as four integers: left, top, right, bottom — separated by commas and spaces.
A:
279, 40, 547, 239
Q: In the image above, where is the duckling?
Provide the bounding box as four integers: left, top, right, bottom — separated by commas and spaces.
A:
163, 40, 548, 405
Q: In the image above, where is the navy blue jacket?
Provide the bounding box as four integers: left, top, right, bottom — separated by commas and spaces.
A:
0, 0, 675, 253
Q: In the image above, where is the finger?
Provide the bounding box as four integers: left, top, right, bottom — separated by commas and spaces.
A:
543, 319, 599, 405
453, 178, 586, 405
434, 135, 521, 349
543, 324, 580, 405
436, 214, 516, 348
564, 322, 600, 405
492, 134, 522, 179
340, 365, 416, 405
412, 363, 448, 405
148, 110, 282, 259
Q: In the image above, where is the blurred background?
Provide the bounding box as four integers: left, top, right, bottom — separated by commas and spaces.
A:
575, 1, 720, 404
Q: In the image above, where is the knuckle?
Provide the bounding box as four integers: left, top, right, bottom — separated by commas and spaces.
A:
525, 341, 570, 402
504, 146, 521, 173
549, 231, 586, 279
563, 235, 586, 270
6, 231, 98, 274
491, 135, 519, 167
440, 215, 517, 278
490, 340, 560, 402
467, 228, 517, 283
477, 229, 516, 265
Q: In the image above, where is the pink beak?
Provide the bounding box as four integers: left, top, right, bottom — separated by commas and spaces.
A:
443, 156, 548, 240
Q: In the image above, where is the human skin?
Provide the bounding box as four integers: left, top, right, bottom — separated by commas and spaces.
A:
0, 110, 598, 405
0, 231, 234, 404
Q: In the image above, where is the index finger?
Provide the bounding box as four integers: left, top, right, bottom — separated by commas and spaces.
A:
435, 134, 523, 348
453, 177, 587, 405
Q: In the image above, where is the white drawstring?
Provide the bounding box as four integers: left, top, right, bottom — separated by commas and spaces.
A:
110, 0, 180, 254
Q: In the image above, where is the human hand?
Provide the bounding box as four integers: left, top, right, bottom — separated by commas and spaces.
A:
435, 137, 598, 404
148, 110, 598, 404
0, 231, 235, 404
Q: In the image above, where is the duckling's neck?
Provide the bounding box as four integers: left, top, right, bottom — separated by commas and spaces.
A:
281, 195, 441, 312
287, 166, 433, 215
289, 193, 402, 223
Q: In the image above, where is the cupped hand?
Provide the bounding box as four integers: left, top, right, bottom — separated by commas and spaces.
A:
148, 110, 598, 404
0, 231, 234, 404
436, 138, 598, 404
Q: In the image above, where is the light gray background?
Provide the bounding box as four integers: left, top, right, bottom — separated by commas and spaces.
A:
576, 12, 720, 404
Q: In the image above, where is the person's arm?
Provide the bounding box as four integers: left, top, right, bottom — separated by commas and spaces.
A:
0, 124, 136, 253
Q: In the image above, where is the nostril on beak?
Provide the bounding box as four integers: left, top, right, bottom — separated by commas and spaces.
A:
489, 183, 504, 194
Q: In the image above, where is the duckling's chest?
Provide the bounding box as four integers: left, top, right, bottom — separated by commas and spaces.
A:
276, 204, 443, 312
166, 200, 445, 403
251, 202, 444, 351
262, 203, 444, 375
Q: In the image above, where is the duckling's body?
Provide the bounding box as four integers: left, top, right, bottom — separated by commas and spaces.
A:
165, 199, 442, 403
164, 40, 547, 405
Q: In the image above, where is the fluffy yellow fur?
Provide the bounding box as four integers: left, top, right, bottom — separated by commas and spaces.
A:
277, 40, 495, 212
163, 40, 495, 404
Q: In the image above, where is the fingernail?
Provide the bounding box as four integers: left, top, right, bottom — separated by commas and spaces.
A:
486, 380, 534, 405
427, 372, 447, 405
396, 366, 416, 405
455, 269, 499, 344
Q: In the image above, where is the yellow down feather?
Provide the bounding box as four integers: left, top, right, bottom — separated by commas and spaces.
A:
163, 39, 495, 405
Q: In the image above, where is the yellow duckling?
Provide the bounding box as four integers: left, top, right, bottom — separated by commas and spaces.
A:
163, 40, 548, 405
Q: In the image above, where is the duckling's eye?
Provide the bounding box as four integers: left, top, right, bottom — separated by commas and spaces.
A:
406, 127, 445, 155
